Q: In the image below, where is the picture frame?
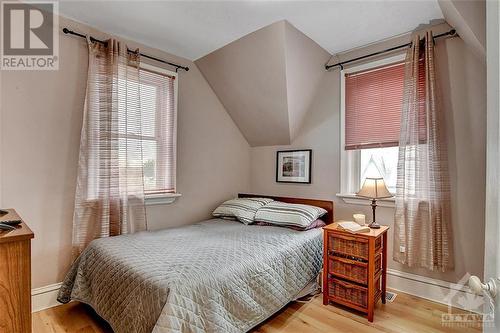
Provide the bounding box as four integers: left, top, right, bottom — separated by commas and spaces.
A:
276, 149, 312, 184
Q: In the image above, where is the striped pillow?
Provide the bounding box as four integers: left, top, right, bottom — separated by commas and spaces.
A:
253, 219, 326, 231
212, 197, 274, 224
254, 201, 327, 228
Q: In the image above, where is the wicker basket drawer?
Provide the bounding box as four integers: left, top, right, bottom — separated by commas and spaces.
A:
328, 277, 368, 309
329, 256, 368, 284
329, 254, 382, 285
329, 233, 369, 260
329, 276, 382, 310
375, 253, 381, 275
375, 236, 382, 253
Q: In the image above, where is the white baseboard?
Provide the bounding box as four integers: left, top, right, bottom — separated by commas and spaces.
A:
32, 283, 62, 313
31, 270, 477, 313
387, 269, 479, 312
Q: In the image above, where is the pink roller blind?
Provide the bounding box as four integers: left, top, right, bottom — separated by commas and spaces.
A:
345, 62, 405, 150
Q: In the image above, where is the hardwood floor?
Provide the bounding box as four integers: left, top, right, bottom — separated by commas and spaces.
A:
33, 291, 482, 333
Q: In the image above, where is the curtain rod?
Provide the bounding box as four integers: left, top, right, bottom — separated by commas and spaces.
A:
325, 29, 457, 71
62, 28, 189, 72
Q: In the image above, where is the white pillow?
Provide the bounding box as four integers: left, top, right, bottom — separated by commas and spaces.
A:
254, 201, 327, 228
212, 197, 274, 224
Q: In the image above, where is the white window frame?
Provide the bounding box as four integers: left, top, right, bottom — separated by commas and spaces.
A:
140, 63, 181, 205
337, 54, 405, 207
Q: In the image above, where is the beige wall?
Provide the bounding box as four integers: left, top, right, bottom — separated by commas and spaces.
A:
196, 21, 291, 147
250, 24, 486, 283
283, 21, 332, 141
438, 0, 486, 61
0, 16, 250, 288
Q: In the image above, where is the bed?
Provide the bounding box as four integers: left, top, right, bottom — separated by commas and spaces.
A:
58, 194, 334, 333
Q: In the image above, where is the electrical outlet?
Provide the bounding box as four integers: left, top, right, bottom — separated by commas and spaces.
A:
399, 246, 406, 253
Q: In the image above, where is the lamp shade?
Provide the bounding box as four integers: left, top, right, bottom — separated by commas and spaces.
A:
357, 177, 392, 199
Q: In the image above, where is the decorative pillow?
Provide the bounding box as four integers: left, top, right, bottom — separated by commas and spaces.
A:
212, 197, 274, 224
254, 201, 327, 228
253, 219, 326, 231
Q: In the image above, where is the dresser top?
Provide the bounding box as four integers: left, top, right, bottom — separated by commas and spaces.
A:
0, 209, 34, 244
324, 222, 389, 238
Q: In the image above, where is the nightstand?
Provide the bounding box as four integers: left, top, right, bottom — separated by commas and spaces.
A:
322, 222, 389, 322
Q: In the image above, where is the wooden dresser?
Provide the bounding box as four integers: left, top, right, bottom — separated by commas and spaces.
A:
0, 209, 34, 333
322, 222, 388, 322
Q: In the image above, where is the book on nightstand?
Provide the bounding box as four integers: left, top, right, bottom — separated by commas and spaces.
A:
337, 221, 370, 234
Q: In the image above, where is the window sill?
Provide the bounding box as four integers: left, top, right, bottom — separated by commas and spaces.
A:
336, 193, 395, 208
145, 193, 181, 206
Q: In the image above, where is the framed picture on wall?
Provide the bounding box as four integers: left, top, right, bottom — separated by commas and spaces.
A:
276, 149, 312, 184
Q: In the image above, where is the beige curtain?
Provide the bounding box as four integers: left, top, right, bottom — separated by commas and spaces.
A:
72, 38, 147, 258
393, 31, 453, 272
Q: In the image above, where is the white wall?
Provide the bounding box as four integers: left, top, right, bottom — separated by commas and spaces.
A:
484, 0, 500, 330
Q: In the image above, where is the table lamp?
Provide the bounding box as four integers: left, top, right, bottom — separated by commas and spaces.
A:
356, 177, 393, 229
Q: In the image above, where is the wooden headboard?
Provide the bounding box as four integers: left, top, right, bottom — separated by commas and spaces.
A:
238, 193, 335, 224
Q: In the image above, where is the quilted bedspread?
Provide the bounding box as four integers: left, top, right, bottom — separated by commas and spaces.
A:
58, 219, 323, 333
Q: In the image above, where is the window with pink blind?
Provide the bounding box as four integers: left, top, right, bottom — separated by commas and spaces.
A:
344, 62, 405, 150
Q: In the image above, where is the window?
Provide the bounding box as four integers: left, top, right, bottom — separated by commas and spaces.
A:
360, 147, 399, 193
120, 63, 178, 196
340, 54, 405, 198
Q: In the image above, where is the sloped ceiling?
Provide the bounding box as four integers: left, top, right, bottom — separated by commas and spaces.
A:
195, 21, 331, 147
438, 0, 485, 61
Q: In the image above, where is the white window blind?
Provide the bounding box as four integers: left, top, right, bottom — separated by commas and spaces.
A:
119, 66, 177, 195
140, 67, 176, 194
